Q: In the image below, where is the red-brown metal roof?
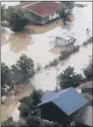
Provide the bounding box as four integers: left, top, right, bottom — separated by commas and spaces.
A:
79, 81, 93, 89
16, 2, 36, 7
24, 2, 62, 17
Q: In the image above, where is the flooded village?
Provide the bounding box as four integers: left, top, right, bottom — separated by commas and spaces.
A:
1, 1, 93, 127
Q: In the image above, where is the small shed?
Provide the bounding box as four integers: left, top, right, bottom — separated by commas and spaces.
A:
55, 36, 75, 46
48, 28, 76, 47
37, 87, 87, 126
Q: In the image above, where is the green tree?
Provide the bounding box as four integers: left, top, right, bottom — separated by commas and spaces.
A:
11, 64, 23, 84
31, 89, 43, 106
1, 5, 6, 21
6, 6, 32, 32
58, 1, 75, 25
18, 103, 32, 118
83, 58, 93, 81
58, 66, 84, 89
16, 54, 35, 79
61, 1, 75, 10
1, 63, 12, 88
19, 89, 43, 118
26, 116, 40, 127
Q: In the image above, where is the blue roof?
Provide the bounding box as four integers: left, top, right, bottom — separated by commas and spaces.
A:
38, 87, 87, 116
41, 90, 57, 102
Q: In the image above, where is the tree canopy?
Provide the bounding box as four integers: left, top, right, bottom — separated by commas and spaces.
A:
1, 63, 12, 88
6, 6, 32, 32
57, 66, 84, 89
83, 57, 93, 81
58, 1, 75, 24
1, 55, 35, 97
16, 54, 35, 79
1, 5, 6, 21
19, 89, 43, 118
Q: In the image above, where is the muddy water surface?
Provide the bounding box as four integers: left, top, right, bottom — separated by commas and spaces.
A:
1, 1, 92, 122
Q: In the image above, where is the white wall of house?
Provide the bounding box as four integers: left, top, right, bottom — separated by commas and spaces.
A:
55, 37, 68, 46
1, 96, 6, 103
49, 12, 59, 21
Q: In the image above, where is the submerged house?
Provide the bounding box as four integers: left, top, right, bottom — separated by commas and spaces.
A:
55, 35, 75, 46
55, 29, 76, 46
79, 81, 93, 100
48, 27, 76, 47
19, 2, 62, 24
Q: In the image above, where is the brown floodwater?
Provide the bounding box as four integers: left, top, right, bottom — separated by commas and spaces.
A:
1, 84, 32, 122
1, 1, 92, 123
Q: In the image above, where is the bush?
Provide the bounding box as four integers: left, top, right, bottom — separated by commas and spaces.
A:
71, 45, 80, 53
18, 103, 31, 118
49, 59, 59, 67
1, 63, 12, 96
59, 50, 71, 60
75, 3, 87, 8
83, 37, 93, 46
26, 116, 40, 127
31, 89, 43, 106
16, 54, 35, 79
19, 89, 43, 118
6, 7, 32, 32
58, 66, 84, 89
59, 46, 80, 61
83, 58, 93, 81
44, 64, 49, 69
36, 63, 42, 72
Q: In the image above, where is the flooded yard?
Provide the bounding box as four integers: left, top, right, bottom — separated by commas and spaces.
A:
1, 1, 92, 122
26, 19, 63, 34
1, 84, 32, 122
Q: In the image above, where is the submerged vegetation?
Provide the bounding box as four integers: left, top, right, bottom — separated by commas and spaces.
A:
83, 57, 93, 81
82, 36, 93, 46
1, 54, 35, 97
58, 1, 75, 25
45, 45, 80, 69
59, 45, 80, 60
57, 66, 85, 89
18, 89, 43, 118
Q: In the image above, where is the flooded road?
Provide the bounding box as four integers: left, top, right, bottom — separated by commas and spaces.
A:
1, 1, 92, 122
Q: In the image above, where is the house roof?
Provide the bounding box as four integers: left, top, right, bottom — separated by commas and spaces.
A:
38, 87, 87, 116
79, 81, 93, 89
16, 2, 37, 7
41, 90, 58, 102
23, 2, 62, 17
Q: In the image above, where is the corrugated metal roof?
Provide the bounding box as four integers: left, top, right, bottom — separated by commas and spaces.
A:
79, 81, 93, 89
41, 90, 58, 102
38, 87, 87, 116
24, 2, 62, 17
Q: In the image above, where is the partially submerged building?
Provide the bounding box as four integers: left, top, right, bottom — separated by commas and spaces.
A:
47, 27, 76, 47
19, 2, 62, 24
79, 81, 93, 100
